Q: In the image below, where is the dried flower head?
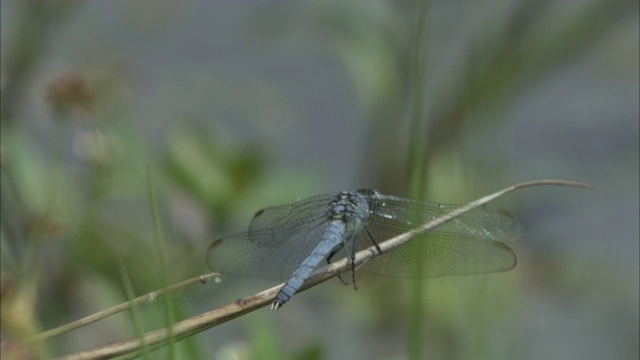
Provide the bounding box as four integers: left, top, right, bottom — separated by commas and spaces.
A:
46, 72, 95, 118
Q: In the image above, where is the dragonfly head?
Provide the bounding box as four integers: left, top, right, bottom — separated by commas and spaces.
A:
354, 188, 384, 215
354, 188, 382, 198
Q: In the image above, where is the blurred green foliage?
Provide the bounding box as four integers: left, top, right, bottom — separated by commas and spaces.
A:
164, 128, 264, 230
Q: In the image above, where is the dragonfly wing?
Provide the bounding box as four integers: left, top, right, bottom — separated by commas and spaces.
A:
248, 194, 334, 233
208, 195, 335, 280
367, 195, 525, 241
358, 195, 523, 278
360, 230, 517, 278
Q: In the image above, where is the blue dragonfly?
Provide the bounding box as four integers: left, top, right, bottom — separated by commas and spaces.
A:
207, 189, 523, 310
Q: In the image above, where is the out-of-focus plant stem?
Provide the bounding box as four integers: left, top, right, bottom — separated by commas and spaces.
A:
1, 0, 82, 123
406, 1, 430, 359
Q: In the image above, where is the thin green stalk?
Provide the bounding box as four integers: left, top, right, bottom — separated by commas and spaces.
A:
407, 0, 430, 199
118, 259, 152, 360
146, 164, 176, 360
407, 0, 431, 359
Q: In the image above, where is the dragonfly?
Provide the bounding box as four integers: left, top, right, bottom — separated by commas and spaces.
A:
207, 189, 524, 310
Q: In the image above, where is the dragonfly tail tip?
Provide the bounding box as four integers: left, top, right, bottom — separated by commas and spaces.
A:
271, 301, 283, 311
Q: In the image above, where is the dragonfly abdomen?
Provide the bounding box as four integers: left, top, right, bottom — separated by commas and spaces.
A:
271, 221, 346, 310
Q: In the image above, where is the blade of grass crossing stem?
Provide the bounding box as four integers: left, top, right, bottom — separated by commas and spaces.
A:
118, 259, 152, 360
146, 164, 176, 359
407, 1, 431, 359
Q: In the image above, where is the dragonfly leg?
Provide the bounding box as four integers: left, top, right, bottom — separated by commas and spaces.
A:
349, 235, 360, 290
365, 227, 383, 254
327, 243, 350, 286
326, 243, 344, 264
336, 273, 349, 286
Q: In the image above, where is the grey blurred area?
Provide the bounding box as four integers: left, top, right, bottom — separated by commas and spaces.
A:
1, 0, 637, 359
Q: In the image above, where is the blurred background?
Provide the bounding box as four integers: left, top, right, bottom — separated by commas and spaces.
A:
1, 0, 638, 359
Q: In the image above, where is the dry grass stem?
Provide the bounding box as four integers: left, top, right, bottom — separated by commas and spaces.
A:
30, 273, 220, 344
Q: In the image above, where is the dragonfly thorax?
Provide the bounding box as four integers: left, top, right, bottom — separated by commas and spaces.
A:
325, 191, 372, 229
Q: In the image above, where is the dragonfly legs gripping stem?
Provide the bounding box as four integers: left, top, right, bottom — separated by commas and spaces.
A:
327, 243, 351, 286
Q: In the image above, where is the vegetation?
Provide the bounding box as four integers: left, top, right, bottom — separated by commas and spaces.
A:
1, 1, 636, 359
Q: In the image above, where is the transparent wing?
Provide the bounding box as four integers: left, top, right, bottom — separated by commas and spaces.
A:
358, 195, 523, 278
248, 194, 334, 232
207, 195, 335, 280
